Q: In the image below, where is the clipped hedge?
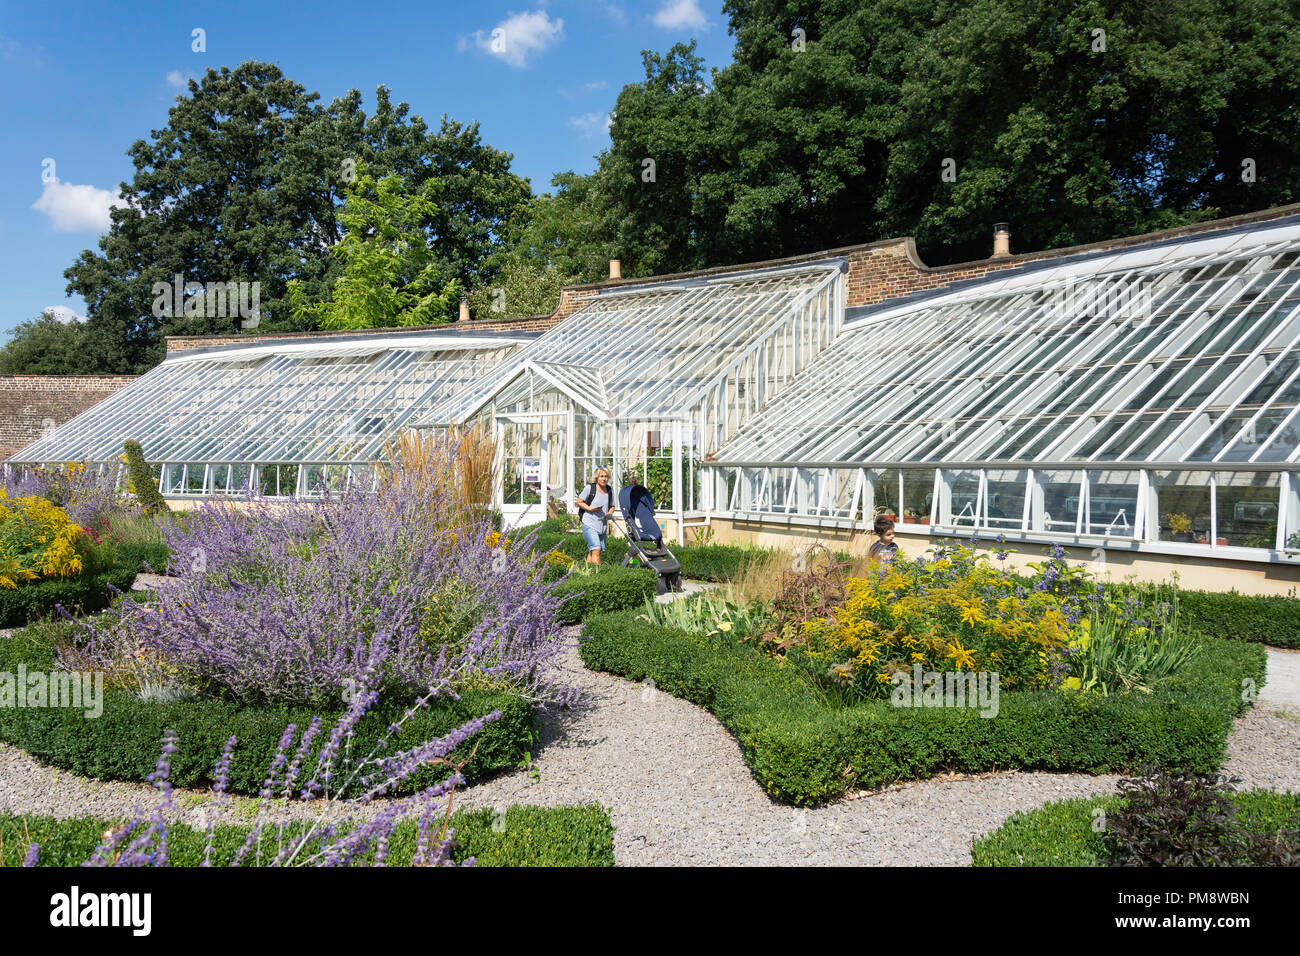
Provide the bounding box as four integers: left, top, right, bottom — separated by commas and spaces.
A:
971, 791, 1300, 866
0, 563, 139, 629
1110, 583, 1300, 650
672, 543, 771, 582
552, 565, 658, 624
1, 803, 615, 867
0, 628, 536, 797
579, 609, 1267, 805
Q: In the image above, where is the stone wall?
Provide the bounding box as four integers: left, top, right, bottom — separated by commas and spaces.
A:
0, 375, 137, 459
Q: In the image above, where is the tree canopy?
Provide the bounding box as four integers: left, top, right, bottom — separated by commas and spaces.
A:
56, 61, 529, 372
584, 0, 1300, 271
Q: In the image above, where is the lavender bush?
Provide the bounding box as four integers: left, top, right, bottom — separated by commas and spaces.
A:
24, 675, 500, 868
65, 440, 573, 708
1, 461, 126, 531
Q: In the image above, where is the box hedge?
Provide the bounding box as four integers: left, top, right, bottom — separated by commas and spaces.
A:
0, 563, 139, 629
1, 802, 615, 867
551, 565, 658, 624
579, 609, 1267, 806
971, 790, 1300, 866
0, 627, 536, 797
1107, 582, 1300, 650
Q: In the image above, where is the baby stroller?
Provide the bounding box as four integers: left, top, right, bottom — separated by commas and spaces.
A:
613, 484, 684, 594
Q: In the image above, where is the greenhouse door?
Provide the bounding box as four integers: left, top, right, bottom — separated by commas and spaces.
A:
498, 414, 552, 528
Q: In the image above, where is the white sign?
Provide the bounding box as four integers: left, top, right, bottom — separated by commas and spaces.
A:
522, 458, 541, 483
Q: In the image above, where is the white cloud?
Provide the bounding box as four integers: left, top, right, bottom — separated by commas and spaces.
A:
566, 111, 613, 140
44, 305, 87, 324
166, 70, 194, 88
652, 0, 706, 29
31, 178, 120, 233
459, 10, 564, 68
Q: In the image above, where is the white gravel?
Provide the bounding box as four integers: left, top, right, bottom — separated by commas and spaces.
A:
2, 629, 1298, 866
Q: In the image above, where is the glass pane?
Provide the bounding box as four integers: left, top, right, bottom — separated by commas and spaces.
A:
1084, 470, 1138, 537
1216, 471, 1281, 547
946, 469, 980, 526
901, 467, 934, 525
984, 469, 1027, 530
1153, 471, 1212, 543
871, 470, 899, 520
1036, 469, 1082, 534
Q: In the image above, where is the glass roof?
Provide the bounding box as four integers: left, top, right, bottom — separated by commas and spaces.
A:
713, 220, 1300, 468
416, 263, 844, 426
10, 334, 529, 466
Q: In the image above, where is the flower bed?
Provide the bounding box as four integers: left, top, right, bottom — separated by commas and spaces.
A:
972, 789, 1300, 866
1, 803, 615, 867
579, 607, 1265, 805
0, 621, 536, 796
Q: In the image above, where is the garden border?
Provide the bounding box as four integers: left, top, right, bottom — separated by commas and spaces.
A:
1, 803, 615, 867
970, 791, 1300, 866
0, 628, 537, 797
579, 609, 1267, 805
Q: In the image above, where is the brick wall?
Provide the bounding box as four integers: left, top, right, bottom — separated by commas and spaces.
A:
164, 313, 564, 354
0, 375, 137, 459
163, 201, 1300, 354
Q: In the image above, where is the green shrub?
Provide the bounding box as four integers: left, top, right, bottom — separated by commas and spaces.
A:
1121, 584, 1300, 650
122, 439, 169, 514
114, 541, 171, 575
672, 543, 773, 582
0, 803, 615, 867
552, 565, 657, 624
579, 608, 1266, 805
1012, 574, 1300, 650
0, 563, 138, 628
0, 624, 536, 796
972, 790, 1300, 866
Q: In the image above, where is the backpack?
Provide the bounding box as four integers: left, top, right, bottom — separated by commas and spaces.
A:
578, 483, 607, 511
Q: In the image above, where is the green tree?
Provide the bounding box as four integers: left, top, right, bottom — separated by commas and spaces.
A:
0, 314, 91, 375
62, 62, 530, 371
590, 0, 1300, 271
288, 167, 463, 329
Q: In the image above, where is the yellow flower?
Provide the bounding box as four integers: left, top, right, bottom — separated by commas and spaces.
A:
946, 639, 976, 670
957, 600, 986, 627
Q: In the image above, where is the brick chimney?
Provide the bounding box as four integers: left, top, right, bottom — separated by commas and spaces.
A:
992, 223, 1012, 258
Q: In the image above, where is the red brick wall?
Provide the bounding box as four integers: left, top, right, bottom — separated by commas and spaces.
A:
163, 202, 1300, 352
164, 314, 565, 354
0, 375, 137, 459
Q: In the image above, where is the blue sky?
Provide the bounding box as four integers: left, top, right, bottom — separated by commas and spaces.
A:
0, 0, 735, 337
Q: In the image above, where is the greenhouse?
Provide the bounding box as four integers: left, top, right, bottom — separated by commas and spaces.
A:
415, 262, 843, 526
708, 218, 1300, 556
7, 331, 528, 496
10, 211, 1300, 564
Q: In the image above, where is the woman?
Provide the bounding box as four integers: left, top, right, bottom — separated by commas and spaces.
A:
575, 467, 615, 564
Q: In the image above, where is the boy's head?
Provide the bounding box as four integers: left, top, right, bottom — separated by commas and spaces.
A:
874, 516, 895, 542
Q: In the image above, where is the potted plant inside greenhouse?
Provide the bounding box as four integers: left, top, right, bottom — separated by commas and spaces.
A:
1166, 512, 1194, 543
903, 508, 921, 523
874, 504, 898, 523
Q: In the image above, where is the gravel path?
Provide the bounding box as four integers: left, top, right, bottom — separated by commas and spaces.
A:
1262, 647, 1300, 719
2, 629, 1298, 865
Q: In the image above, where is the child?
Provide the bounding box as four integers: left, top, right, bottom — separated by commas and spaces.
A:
868, 515, 898, 564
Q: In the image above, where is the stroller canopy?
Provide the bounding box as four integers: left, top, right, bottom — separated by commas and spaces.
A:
617, 484, 664, 543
